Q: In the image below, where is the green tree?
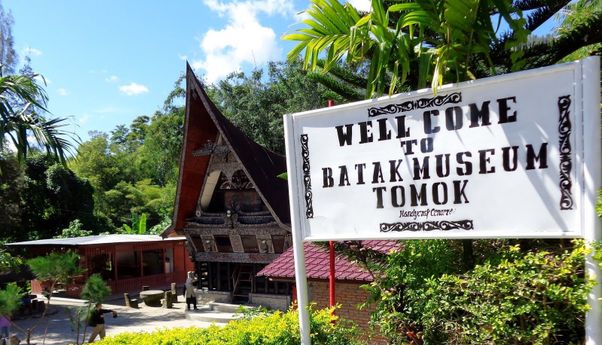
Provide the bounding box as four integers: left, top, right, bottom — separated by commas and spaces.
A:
0, 73, 76, 164
70, 132, 127, 192
0, 282, 22, 317
26, 251, 83, 344
286, 0, 601, 97
0, 1, 17, 75
73, 274, 112, 344
0, 154, 98, 241
27, 251, 83, 301
55, 219, 93, 238
120, 213, 148, 235
134, 110, 184, 186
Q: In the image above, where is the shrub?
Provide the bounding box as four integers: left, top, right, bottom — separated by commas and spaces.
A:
362, 240, 460, 343
363, 240, 592, 344
0, 282, 22, 316
95, 306, 365, 345
419, 241, 591, 344
80, 273, 111, 304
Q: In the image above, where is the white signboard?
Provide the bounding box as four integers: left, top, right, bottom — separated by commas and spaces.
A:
284, 58, 600, 241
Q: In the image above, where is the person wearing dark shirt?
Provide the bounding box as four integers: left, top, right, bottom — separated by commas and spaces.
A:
88, 303, 117, 342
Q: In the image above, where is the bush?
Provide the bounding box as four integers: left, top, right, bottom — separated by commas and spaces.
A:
0, 282, 22, 316
363, 240, 460, 343
420, 241, 591, 344
95, 306, 365, 345
367, 240, 591, 344
80, 273, 111, 304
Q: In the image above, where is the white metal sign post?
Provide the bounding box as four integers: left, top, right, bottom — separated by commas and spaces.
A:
284, 57, 601, 345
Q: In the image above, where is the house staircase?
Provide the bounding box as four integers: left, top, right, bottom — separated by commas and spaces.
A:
198, 261, 209, 290
231, 264, 254, 303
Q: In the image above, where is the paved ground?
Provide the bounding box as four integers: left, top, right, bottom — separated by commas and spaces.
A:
9, 296, 215, 345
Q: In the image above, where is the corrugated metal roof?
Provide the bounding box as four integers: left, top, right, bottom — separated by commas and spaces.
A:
6, 235, 186, 247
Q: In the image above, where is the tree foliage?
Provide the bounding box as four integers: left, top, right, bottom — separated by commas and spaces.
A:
80, 273, 111, 304
0, 1, 17, 75
358, 240, 591, 344
55, 219, 93, 239
27, 251, 82, 294
286, 0, 601, 98
0, 282, 22, 316
0, 155, 98, 241
0, 73, 76, 163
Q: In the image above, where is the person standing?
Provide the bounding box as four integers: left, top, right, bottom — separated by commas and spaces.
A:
88, 303, 117, 342
185, 271, 198, 311
0, 314, 10, 342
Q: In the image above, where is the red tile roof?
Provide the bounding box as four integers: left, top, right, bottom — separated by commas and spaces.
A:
257, 241, 398, 282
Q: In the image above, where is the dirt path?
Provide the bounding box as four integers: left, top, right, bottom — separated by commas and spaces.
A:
10, 297, 214, 345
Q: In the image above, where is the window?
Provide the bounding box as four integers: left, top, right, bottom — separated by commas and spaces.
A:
272, 236, 285, 253
241, 235, 259, 253
90, 253, 112, 280
214, 236, 233, 253
142, 249, 164, 276
116, 251, 140, 278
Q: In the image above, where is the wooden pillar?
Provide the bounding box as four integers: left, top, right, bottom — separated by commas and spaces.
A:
114, 249, 119, 281
139, 250, 144, 277
252, 264, 257, 293
162, 247, 166, 276
227, 263, 232, 291
217, 262, 222, 291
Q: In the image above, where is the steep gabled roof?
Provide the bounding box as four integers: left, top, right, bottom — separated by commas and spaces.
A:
167, 64, 290, 236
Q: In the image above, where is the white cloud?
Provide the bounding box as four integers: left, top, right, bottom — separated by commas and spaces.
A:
23, 47, 42, 57
347, 0, 371, 12
105, 75, 119, 83
78, 114, 90, 126
193, 0, 295, 83
119, 82, 149, 96
57, 88, 69, 96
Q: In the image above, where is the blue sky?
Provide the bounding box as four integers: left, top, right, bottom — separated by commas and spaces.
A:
4, 0, 557, 144
4, 0, 323, 142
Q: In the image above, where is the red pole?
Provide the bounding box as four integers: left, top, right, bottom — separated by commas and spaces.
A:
327, 99, 336, 310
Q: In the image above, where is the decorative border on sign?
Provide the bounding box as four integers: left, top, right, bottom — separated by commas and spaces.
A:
380, 219, 474, 232
367, 92, 462, 117
300, 134, 314, 218
558, 95, 573, 210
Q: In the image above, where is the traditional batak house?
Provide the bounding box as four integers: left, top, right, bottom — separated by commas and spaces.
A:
164, 65, 293, 307
165, 65, 395, 336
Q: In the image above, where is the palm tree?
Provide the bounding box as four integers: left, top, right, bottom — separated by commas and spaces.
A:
285, 0, 601, 97
0, 71, 76, 164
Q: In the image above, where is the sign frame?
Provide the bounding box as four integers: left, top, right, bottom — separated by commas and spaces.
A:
284, 57, 601, 345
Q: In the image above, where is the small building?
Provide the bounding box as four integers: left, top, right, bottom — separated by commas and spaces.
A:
258, 241, 396, 340
6, 234, 194, 297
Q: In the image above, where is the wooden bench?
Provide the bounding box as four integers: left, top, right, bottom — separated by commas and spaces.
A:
124, 293, 139, 308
